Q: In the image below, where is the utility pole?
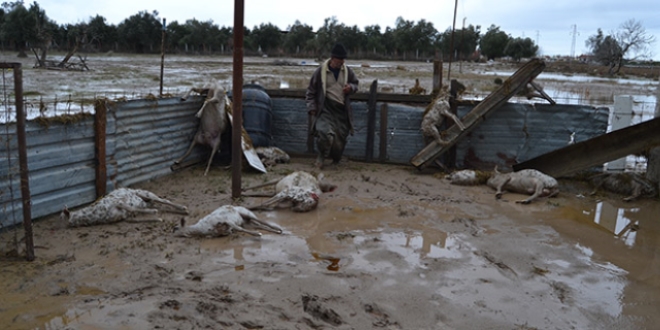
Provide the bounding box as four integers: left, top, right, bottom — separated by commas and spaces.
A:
459, 17, 466, 73
447, 0, 458, 82
570, 24, 578, 61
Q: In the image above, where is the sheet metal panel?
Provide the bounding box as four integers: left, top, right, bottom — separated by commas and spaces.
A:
111, 97, 204, 188
1, 95, 609, 228
1, 119, 101, 227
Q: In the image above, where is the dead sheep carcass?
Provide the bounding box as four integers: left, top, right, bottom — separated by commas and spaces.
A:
61, 188, 189, 227
486, 167, 559, 204
173, 205, 283, 237
244, 171, 336, 212
445, 169, 491, 186
420, 81, 467, 146
588, 172, 658, 201
255, 146, 291, 167
174, 85, 229, 176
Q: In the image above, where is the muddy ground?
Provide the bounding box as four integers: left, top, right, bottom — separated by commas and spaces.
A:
1, 53, 659, 329
1, 157, 660, 329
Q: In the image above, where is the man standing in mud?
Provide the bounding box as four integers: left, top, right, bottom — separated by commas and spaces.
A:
306, 42, 359, 169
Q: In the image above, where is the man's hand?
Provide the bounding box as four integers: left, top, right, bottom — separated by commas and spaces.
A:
342, 84, 352, 94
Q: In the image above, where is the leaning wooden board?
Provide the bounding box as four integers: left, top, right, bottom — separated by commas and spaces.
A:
410, 58, 546, 169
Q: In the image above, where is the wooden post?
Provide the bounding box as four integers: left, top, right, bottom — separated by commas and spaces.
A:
433, 60, 443, 95
379, 103, 388, 162
365, 80, 378, 162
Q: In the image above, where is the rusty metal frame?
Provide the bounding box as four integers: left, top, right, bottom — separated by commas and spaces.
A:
1, 62, 34, 261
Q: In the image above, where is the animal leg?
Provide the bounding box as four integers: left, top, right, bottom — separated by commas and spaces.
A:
623, 186, 642, 202
203, 143, 221, 176
136, 191, 189, 214
495, 178, 511, 199
226, 222, 262, 236
248, 194, 288, 211
248, 218, 283, 234
516, 183, 543, 204
125, 217, 163, 223
588, 181, 604, 196
175, 139, 197, 164
430, 126, 448, 146
117, 205, 159, 214
444, 112, 467, 131
242, 178, 281, 192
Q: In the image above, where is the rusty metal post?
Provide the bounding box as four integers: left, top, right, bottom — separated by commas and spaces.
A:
12, 64, 35, 261
231, 0, 244, 198
94, 99, 107, 198
159, 18, 166, 96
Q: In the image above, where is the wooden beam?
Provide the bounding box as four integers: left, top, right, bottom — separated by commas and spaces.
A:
514, 117, 660, 177
410, 58, 547, 169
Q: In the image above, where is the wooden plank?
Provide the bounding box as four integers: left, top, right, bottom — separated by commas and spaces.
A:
365, 80, 378, 161
265, 89, 435, 104
410, 58, 547, 169
513, 117, 660, 177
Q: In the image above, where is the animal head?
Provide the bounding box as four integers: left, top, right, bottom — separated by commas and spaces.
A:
283, 188, 320, 212
59, 205, 71, 222
316, 173, 337, 193
173, 218, 188, 236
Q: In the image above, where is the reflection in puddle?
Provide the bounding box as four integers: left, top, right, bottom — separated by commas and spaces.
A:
592, 201, 639, 247
201, 227, 464, 274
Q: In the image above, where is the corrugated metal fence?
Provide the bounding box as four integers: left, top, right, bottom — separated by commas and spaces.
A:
1, 95, 608, 227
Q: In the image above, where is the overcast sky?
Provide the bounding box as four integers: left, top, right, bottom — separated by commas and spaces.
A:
36, 0, 660, 60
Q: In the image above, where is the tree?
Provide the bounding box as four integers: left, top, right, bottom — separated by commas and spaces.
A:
363, 24, 385, 56
250, 22, 282, 54
283, 20, 314, 54
479, 24, 510, 60
86, 14, 116, 52
454, 24, 480, 61
410, 19, 439, 59
313, 16, 345, 55
1, 1, 34, 56
504, 37, 538, 62
586, 28, 622, 73
586, 19, 656, 74
117, 10, 161, 53
337, 24, 365, 56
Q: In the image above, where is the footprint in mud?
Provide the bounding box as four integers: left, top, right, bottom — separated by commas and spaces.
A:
450, 217, 484, 237
364, 303, 401, 329
301, 294, 344, 326
474, 251, 518, 280
550, 281, 573, 304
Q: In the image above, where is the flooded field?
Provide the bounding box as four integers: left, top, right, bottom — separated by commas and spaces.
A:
1, 158, 659, 329
0, 52, 657, 121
